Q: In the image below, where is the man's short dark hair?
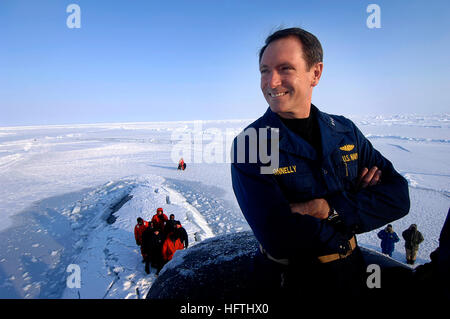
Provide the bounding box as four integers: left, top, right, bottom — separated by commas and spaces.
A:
259, 27, 323, 70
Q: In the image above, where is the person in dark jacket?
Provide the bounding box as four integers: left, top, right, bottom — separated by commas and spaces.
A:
141, 227, 164, 275
231, 27, 410, 301
174, 221, 189, 249
141, 222, 154, 274
152, 229, 164, 275
377, 224, 400, 257
402, 224, 424, 265
164, 214, 177, 238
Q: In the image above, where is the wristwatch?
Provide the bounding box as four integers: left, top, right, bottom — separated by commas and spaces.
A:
327, 207, 339, 221
326, 207, 343, 228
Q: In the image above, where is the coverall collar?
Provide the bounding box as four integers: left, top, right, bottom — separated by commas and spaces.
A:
262, 104, 352, 160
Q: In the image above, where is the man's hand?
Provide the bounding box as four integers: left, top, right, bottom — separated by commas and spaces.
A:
290, 198, 330, 220
290, 167, 382, 219
357, 166, 382, 190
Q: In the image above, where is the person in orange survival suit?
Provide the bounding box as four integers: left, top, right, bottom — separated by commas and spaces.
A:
162, 231, 184, 264
151, 207, 168, 232
178, 158, 186, 170
134, 217, 149, 262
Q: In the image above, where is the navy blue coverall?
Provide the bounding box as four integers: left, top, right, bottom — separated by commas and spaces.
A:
231, 105, 410, 294
377, 229, 400, 257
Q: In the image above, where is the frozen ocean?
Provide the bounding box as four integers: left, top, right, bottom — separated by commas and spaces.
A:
0, 113, 448, 298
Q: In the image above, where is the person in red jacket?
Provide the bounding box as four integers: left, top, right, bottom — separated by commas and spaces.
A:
151, 208, 168, 232
162, 231, 184, 264
178, 158, 186, 170
134, 217, 149, 261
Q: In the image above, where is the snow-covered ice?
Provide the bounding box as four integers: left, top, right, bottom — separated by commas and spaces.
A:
0, 114, 448, 298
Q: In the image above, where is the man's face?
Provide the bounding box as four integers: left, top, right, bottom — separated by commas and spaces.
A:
260, 36, 322, 119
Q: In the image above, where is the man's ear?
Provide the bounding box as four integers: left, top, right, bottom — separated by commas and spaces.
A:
311, 62, 323, 87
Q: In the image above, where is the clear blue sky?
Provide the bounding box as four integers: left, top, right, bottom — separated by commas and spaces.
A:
1, 0, 449, 126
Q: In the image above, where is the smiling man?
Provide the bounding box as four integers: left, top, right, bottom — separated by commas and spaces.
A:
231, 28, 410, 301
259, 34, 321, 119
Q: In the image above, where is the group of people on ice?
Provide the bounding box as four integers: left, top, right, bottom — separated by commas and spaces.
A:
377, 223, 424, 265
131, 158, 186, 275
134, 207, 189, 275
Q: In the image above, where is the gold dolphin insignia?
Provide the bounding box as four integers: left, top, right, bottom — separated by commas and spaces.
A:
339, 144, 355, 152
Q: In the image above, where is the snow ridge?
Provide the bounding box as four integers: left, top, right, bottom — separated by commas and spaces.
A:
0, 175, 219, 298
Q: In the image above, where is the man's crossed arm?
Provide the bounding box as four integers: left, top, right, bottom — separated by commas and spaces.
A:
290, 166, 382, 220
